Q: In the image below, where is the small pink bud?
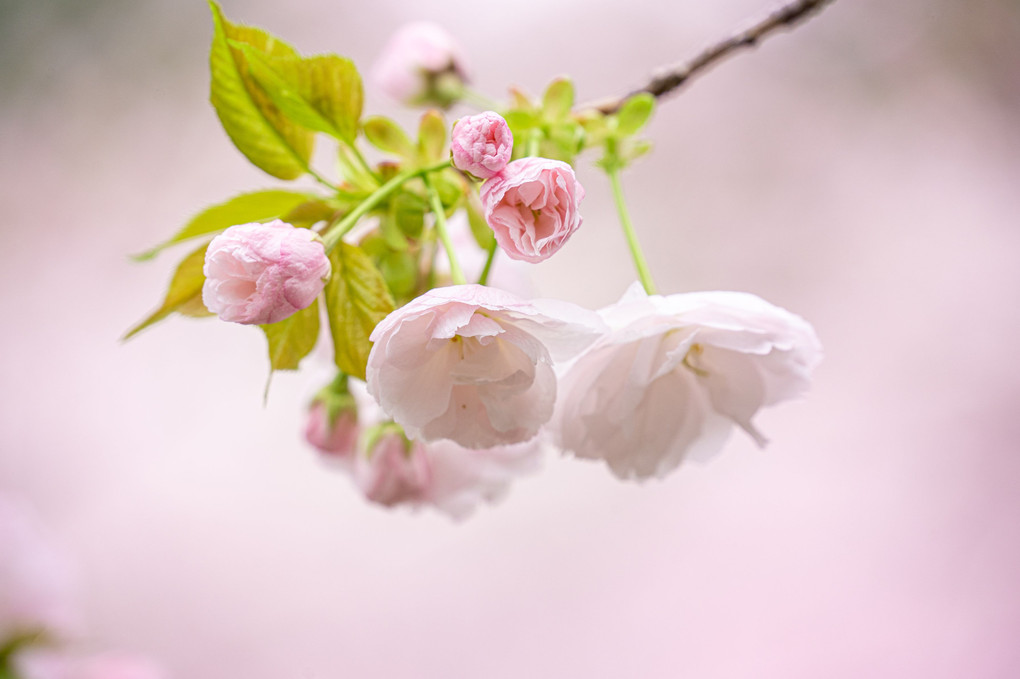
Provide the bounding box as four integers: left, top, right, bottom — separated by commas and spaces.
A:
305, 402, 359, 457
355, 433, 432, 507
371, 22, 469, 107
450, 112, 513, 179
480, 158, 585, 263
202, 220, 331, 325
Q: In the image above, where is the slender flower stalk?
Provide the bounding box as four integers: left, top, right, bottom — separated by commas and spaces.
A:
525, 130, 541, 157
307, 167, 336, 191
606, 166, 657, 295
423, 173, 466, 285
477, 238, 498, 286
461, 87, 504, 112
342, 141, 381, 184
322, 160, 452, 251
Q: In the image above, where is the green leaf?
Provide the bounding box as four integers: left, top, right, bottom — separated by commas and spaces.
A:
377, 249, 418, 304
208, 1, 314, 179
390, 190, 426, 240
363, 116, 416, 159
133, 189, 315, 261
261, 298, 320, 371
541, 77, 574, 121
622, 139, 654, 163
417, 110, 447, 164
615, 93, 655, 137
324, 242, 395, 380
238, 47, 363, 143
282, 198, 340, 227
124, 242, 212, 340
465, 191, 495, 250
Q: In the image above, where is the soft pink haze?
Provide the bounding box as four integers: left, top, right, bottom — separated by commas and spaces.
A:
2, 0, 1019, 677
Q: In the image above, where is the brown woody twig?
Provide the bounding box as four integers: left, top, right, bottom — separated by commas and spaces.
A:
588, 0, 835, 114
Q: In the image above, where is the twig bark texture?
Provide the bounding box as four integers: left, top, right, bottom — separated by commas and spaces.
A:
593, 0, 835, 113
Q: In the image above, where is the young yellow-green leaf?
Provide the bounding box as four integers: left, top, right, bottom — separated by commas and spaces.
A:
208, 1, 314, 179
417, 110, 447, 164
238, 47, 363, 143
391, 191, 426, 239
261, 298, 320, 371
615, 93, 655, 137
363, 116, 415, 160
508, 87, 535, 112
541, 77, 575, 121
281, 198, 340, 227
324, 242, 395, 380
465, 191, 495, 250
123, 241, 212, 340
133, 189, 315, 261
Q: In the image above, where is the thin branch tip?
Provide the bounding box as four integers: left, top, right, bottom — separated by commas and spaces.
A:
590, 0, 836, 114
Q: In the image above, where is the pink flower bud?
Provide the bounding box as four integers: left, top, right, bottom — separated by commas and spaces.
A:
355, 432, 432, 507
202, 220, 331, 325
304, 402, 359, 458
480, 158, 585, 263
450, 112, 513, 179
371, 22, 469, 107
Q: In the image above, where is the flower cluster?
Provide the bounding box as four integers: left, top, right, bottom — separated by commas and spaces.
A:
306, 381, 542, 520
129, 12, 826, 520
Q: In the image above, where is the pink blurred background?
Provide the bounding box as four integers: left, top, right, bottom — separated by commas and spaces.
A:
2, 0, 1019, 676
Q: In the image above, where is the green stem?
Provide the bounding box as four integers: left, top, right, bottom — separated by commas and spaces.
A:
424, 174, 466, 285
461, 87, 504, 112
341, 140, 380, 184
321, 160, 452, 252
526, 129, 541, 157
306, 167, 335, 191
607, 166, 657, 295
477, 238, 498, 286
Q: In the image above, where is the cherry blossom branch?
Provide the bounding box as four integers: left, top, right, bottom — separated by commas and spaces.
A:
587, 0, 835, 114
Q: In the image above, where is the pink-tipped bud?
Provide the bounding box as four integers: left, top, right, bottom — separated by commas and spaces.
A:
202, 220, 331, 325
451, 112, 513, 179
355, 432, 432, 507
305, 402, 359, 458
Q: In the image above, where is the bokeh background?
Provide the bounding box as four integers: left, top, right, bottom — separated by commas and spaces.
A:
2, 0, 1019, 676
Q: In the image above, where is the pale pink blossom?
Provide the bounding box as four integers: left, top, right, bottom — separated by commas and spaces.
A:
14, 650, 167, 679
371, 22, 468, 106
480, 158, 584, 263
202, 220, 330, 325
451, 112, 513, 179
305, 402, 358, 458
366, 284, 603, 448
0, 494, 77, 641
352, 427, 542, 520
555, 284, 822, 480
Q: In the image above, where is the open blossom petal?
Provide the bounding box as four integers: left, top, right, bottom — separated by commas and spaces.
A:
480, 158, 584, 263
366, 284, 604, 448
556, 284, 822, 480
202, 220, 330, 325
